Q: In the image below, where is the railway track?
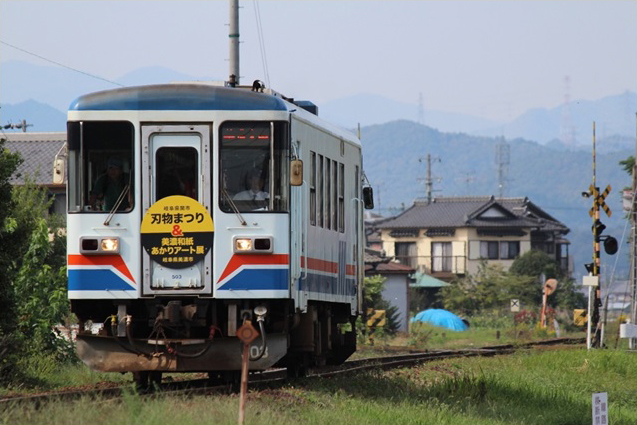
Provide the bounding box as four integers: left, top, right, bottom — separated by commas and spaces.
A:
0, 337, 584, 407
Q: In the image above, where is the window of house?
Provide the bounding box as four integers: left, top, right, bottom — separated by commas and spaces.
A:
432, 242, 452, 272
395, 242, 417, 269
480, 241, 500, 259
500, 241, 520, 259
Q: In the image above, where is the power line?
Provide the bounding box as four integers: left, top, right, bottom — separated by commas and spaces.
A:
0, 40, 124, 87
252, 1, 270, 88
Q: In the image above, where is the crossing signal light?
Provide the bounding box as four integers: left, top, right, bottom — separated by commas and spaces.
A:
603, 236, 618, 255
592, 219, 606, 235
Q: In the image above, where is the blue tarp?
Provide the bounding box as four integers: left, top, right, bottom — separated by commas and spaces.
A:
410, 309, 468, 331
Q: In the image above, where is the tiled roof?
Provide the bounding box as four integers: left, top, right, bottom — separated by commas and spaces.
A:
364, 248, 414, 274
378, 196, 568, 234
3, 132, 66, 186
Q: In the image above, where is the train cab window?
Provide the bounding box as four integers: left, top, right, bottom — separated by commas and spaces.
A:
67, 121, 134, 213
155, 147, 198, 201
219, 121, 289, 213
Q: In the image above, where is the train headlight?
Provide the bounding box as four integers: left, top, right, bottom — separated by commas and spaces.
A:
235, 238, 253, 252
101, 238, 120, 252
80, 236, 120, 255
233, 236, 273, 254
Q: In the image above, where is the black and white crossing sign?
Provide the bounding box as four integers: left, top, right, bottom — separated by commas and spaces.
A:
510, 299, 520, 312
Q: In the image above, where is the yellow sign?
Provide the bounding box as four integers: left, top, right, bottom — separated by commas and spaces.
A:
366, 309, 386, 328
141, 195, 214, 269
573, 309, 587, 326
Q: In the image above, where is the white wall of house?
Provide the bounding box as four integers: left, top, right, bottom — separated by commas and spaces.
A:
382, 227, 534, 277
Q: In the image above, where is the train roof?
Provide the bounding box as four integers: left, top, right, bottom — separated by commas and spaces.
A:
69, 82, 362, 147
69, 83, 289, 112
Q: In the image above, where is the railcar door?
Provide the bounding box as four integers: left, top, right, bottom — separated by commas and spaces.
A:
141, 125, 212, 296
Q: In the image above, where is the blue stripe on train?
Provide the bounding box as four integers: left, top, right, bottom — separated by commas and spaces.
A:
299, 272, 356, 296
68, 270, 135, 291
218, 268, 289, 291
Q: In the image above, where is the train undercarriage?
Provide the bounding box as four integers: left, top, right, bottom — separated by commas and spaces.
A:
72, 298, 357, 387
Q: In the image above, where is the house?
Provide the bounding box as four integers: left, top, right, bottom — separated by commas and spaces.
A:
3, 132, 67, 216
377, 196, 571, 281
365, 248, 414, 333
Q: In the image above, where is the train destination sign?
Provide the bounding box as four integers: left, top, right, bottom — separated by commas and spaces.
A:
141, 195, 214, 269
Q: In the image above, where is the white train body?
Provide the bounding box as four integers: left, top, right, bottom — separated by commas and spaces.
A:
66, 83, 366, 374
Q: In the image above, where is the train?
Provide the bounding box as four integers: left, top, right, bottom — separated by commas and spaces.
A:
65, 80, 373, 387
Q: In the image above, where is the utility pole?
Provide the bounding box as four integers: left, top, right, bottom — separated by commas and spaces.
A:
418, 153, 440, 204
495, 138, 510, 198
3, 119, 33, 132
228, 0, 240, 85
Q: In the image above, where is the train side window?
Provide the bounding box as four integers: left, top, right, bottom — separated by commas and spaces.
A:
339, 162, 344, 233
310, 151, 316, 226
67, 121, 134, 213
317, 154, 323, 228
332, 159, 338, 231
325, 158, 331, 230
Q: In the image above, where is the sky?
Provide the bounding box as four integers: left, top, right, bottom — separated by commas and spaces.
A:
0, 0, 636, 122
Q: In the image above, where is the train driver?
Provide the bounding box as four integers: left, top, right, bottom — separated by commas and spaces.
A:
233, 169, 269, 208
89, 157, 131, 211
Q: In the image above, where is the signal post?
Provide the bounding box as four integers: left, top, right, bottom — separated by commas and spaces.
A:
584, 122, 617, 349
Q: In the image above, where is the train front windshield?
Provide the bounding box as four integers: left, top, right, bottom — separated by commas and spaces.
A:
219, 121, 289, 213
67, 121, 135, 213
67, 120, 289, 214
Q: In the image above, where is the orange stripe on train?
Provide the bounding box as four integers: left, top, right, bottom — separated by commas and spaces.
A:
68, 254, 136, 284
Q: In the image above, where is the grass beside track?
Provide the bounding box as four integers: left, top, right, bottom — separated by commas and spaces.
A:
4, 348, 636, 425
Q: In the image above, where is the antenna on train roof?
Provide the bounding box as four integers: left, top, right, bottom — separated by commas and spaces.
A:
228, 0, 240, 86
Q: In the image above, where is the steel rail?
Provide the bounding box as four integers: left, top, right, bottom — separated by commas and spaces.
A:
0, 337, 584, 406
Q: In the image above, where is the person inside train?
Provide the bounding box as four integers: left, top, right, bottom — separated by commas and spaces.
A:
233, 169, 269, 208
89, 157, 131, 211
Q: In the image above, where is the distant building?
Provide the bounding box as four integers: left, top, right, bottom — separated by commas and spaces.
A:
376, 196, 571, 281
3, 132, 67, 216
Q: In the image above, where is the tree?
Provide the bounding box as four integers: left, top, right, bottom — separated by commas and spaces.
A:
619, 156, 634, 176
0, 139, 23, 381
363, 275, 401, 335
1, 167, 70, 383
440, 261, 535, 317
9, 175, 69, 355
509, 250, 560, 280
509, 250, 585, 310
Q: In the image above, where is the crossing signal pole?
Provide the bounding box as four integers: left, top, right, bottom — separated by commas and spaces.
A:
3, 119, 33, 132
583, 122, 618, 349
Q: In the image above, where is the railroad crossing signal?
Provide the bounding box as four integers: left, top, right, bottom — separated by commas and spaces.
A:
589, 184, 612, 217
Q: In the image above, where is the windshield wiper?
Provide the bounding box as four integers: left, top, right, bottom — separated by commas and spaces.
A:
104, 174, 132, 226
221, 187, 246, 226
